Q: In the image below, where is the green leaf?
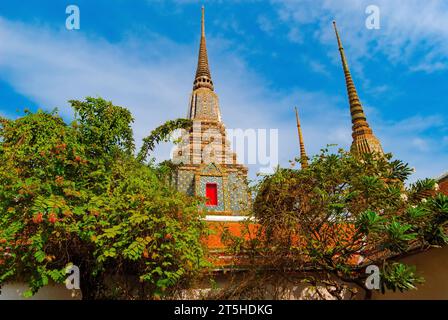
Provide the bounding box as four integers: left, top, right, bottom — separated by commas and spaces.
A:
34, 251, 46, 263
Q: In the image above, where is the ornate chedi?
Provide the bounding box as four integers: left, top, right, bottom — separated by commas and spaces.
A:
295, 107, 309, 168
333, 21, 384, 156
172, 7, 249, 215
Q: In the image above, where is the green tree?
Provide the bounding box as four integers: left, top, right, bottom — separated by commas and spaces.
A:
218, 148, 447, 299
0, 97, 208, 299
137, 118, 192, 163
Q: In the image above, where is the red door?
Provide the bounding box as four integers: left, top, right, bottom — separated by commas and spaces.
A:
206, 183, 218, 206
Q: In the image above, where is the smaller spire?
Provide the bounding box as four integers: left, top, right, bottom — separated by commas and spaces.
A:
333, 21, 367, 131
295, 107, 309, 168
333, 21, 384, 156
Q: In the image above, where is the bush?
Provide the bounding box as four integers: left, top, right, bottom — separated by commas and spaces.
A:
220, 147, 446, 299
0, 98, 208, 299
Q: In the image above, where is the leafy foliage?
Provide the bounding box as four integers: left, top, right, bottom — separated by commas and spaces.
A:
408, 178, 438, 202
389, 159, 414, 181
381, 263, 424, 293
137, 118, 192, 163
220, 147, 447, 299
0, 98, 207, 299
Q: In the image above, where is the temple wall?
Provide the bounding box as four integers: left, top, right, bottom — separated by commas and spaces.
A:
227, 172, 249, 214
439, 177, 448, 196
3, 246, 448, 300
372, 246, 448, 300
177, 170, 195, 196
175, 164, 249, 215
0, 282, 81, 300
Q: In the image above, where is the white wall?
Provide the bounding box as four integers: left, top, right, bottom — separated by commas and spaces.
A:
0, 282, 81, 300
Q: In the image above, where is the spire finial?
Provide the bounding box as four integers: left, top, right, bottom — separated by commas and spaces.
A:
295, 107, 309, 168
201, 6, 205, 37
194, 6, 214, 91
333, 21, 384, 155
333, 21, 343, 51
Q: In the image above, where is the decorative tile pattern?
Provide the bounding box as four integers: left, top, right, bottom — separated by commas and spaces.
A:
199, 176, 224, 212
202, 163, 221, 175
227, 173, 248, 214
178, 171, 195, 196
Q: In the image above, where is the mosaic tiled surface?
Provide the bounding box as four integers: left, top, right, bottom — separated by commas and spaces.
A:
175, 164, 250, 215
175, 165, 249, 215
193, 89, 220, 121
177, 171, 195, 196
228, 173, 247, 213
199, 176, 224, 212
202, 163, 221, 175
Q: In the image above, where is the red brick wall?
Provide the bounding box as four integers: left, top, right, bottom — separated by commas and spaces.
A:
440, 178, 448, 196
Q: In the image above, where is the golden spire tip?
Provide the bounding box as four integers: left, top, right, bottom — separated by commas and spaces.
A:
201, 6, 205, 37
295, 106, 308, 168
332, 20, 384, 156
193, 5, 213, 90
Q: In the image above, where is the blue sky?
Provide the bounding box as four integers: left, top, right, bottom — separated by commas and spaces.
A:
0, 0, 447, 181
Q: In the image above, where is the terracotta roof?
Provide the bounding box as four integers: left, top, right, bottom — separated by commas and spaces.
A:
436, 171, 448, 181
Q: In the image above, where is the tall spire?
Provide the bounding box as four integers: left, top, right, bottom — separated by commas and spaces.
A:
332, 21, 384, 156
295, 107, 309, 168
193, 6, 214, 91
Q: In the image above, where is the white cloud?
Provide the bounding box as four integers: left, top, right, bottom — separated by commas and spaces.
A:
0, 16, 352, 179
410, 62, 448, 73
377, 114, 448, 182
308, 59, 330, 77
213, 15, 245, 36
0, 16, 298, 178
382, 115, 445, 134
257, 15, 274, 35
287, 27, 303, 44
273, 0, 448, 74
0, 15, 446, 183
411, 138, 430, 152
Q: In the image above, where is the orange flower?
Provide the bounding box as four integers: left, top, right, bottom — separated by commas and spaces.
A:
48, 213, 58, 224
33, 213, 43, 224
